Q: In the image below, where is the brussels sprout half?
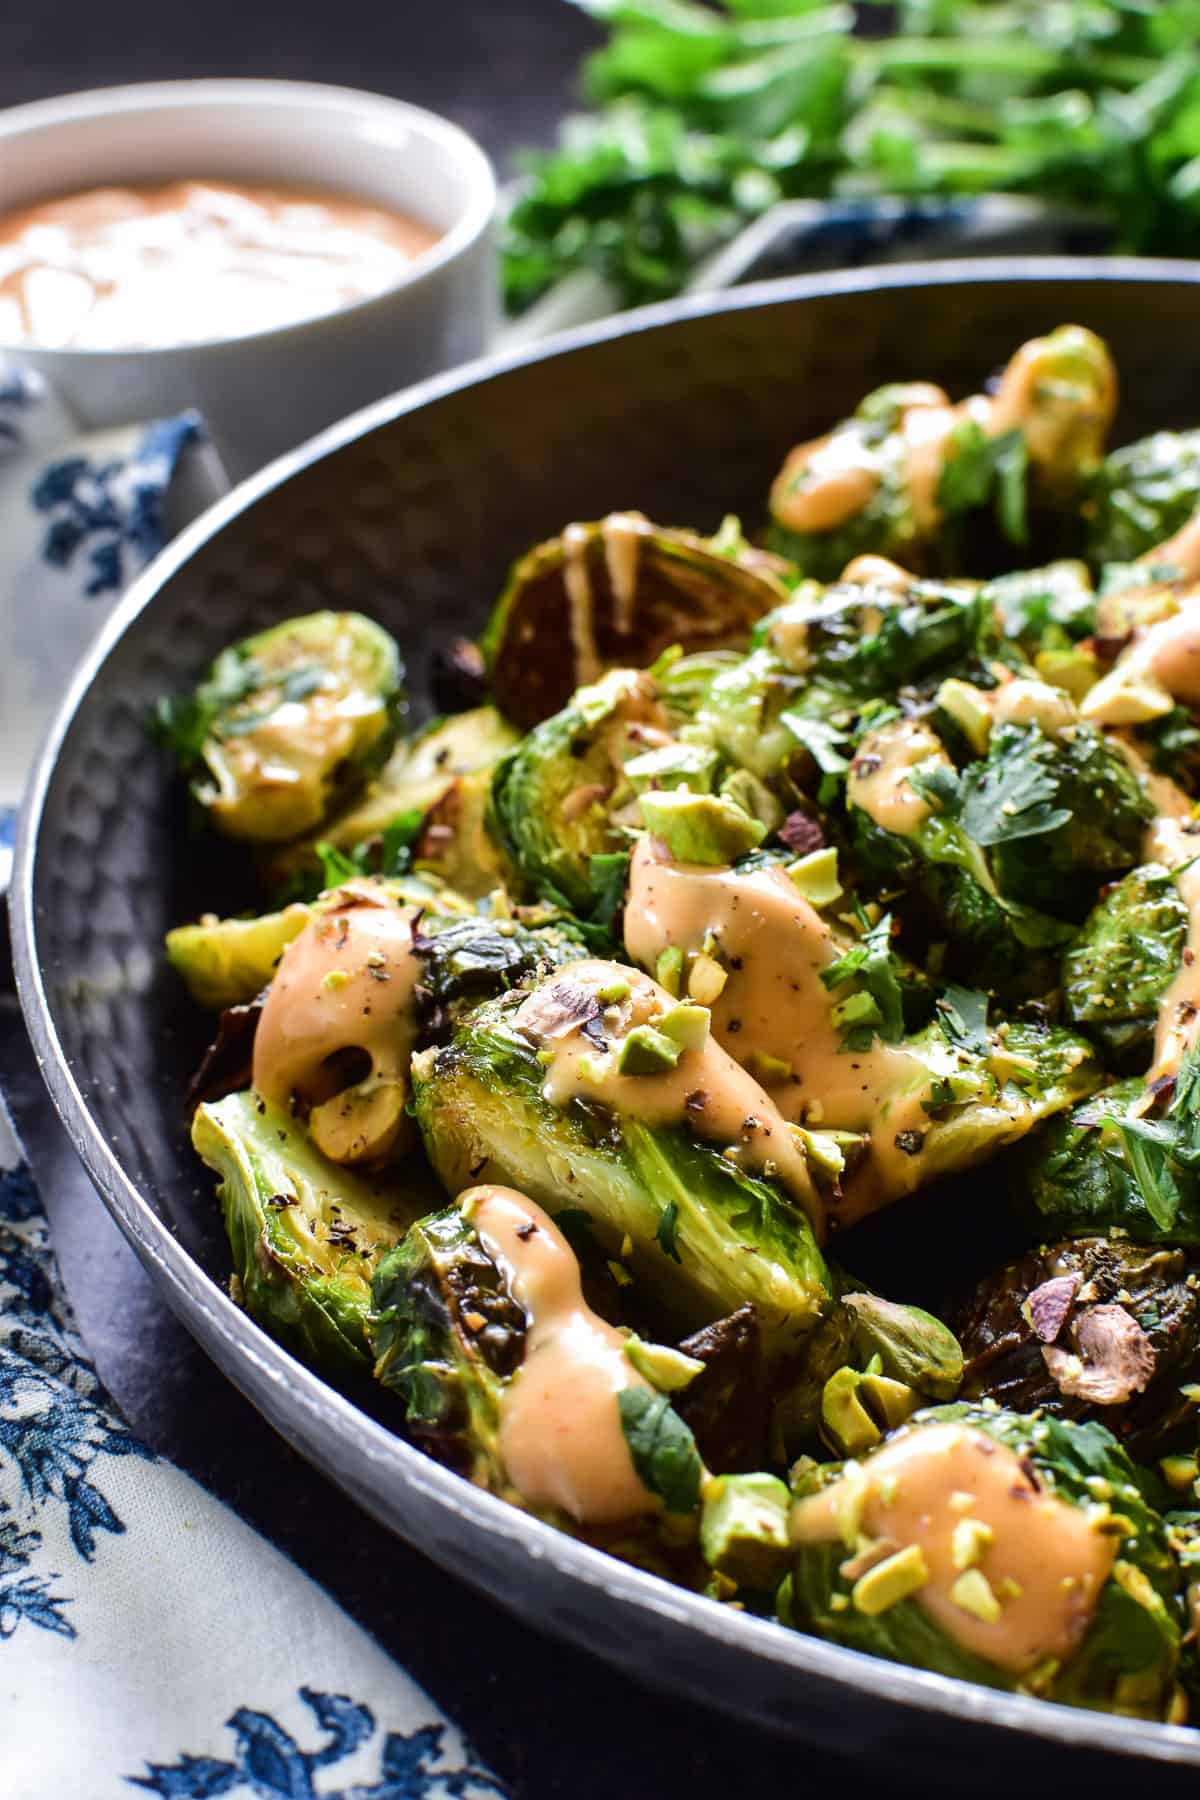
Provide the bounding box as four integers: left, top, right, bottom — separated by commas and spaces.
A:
1064, 864, 1190, 1069
1087, 431, 1200, 569
954, 1238, 1200, 1462
1010, 1082, 1200, 1249
192, 1091, 415, 1372
371, 1194, 707, 1565
786, 1404, 1182, 1720
154, 611, 404, 843
262, 706, 520, 897
371, 1203, 522, 1491
481, 515, 788, 730
409, 985, 832, 1355
489, 667, 662, 917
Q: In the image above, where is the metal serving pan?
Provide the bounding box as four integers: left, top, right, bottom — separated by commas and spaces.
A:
14, 260, 1200, 1791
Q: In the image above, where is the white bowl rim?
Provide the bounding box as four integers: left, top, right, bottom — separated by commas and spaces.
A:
0, 77, 497, 357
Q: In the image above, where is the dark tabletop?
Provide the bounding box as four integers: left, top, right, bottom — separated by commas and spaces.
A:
0, 8, 1175, 1794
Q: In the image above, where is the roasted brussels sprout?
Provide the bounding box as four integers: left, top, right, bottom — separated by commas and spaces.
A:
773, 1288, 964, 1458
982, 560, 1097, 665
953, 1238, 1200, 1461
767, 383, 943, 581
263, 706, 519, 897
1087, 431, 1200, 568
787, 1404, 1182, 1719
481, 514, 788, 729
1063, 864, 1190, 1068
848, 712, 1151, 982
410, 961, 832, 1353
372, 1185, 705, 1531
489, 666, 662, 915
1009, 1081, 1200, 1248
759, 572, 999, 700
981, 721, 1152, 918
154, 611, 404, 842
193, 1091, 411, 1372
767, 329, 1115, 581
411, 905, 589, 1043
167, 903, 313, 1011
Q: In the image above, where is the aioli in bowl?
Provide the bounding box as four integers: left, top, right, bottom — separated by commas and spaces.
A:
0, 179, 442, 350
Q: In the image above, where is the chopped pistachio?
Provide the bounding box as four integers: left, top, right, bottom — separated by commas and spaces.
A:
877, 1472, 899, 1508
858, 1372, 918, 1432
948, 1490, 976, 1514
748, 1048, 793, 1086
1112, 1560, 1161, 1615
620, 1233, 633, 1260
786, 846, 843, 908
936, 678, 993, 755
821, 1367, 882, 1458
1160, 1455, 1198, 1493
830, 1592, 850, 1613
607, 1259, 634, 1288
658, 1001, 711, 1053
688, 953, 728, 1006
1080, 663, 1174, 727
950, 1569, 1001, 1624
576, 1052, 609, 1084
701, 1473, 792, 1589
638, 788, 766, 864
830, 990, 882, 1032
625, 1334, 705, 1393
829, 1461, 869, 1550
536, 1047, 556, 1068
852, 1544, 930, 1616
617, 1025, 682, 1076
951, 1518, 995, 1572
625, 740, 720, 794
996, 1576, 1024, 1601
321, 969, 350, 992
656, 946, 684, 997
594, 975, 631, 1005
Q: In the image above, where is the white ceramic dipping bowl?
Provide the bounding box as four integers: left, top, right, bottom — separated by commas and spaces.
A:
0, 80, 497, 478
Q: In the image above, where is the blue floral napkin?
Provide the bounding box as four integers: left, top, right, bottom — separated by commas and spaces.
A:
0, 376, 505, 1800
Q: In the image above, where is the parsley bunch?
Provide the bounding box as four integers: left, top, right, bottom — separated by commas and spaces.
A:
504, 0, 1200, 314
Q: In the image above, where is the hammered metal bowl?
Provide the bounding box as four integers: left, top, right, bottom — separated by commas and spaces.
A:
15, 261, 1200, 1790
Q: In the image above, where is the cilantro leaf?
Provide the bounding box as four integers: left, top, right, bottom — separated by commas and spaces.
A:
908, 761, 962, 815
150, 650, 263, 764
618, 1387, 703, 1514
1116, 1116, 1183, 1233
820, 913, 904, 1050
935, 984, 990, 1058
958, 729, 1073, 846
315, 842, 361, 889
780, 711, 850, 805
936, 421, 1030, 547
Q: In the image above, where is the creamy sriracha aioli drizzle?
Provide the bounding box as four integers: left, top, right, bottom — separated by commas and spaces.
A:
252, 884, 422, 1160
846, 718, 949, 838
624, 838, 934, 1221
515, 957, 820, 1226
791, 1422, 1116, 1673
462, 1185, 657, 1524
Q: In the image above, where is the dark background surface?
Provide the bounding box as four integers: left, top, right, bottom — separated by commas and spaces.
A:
0, 6, 1174, 1795
0, 0, 601, 168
